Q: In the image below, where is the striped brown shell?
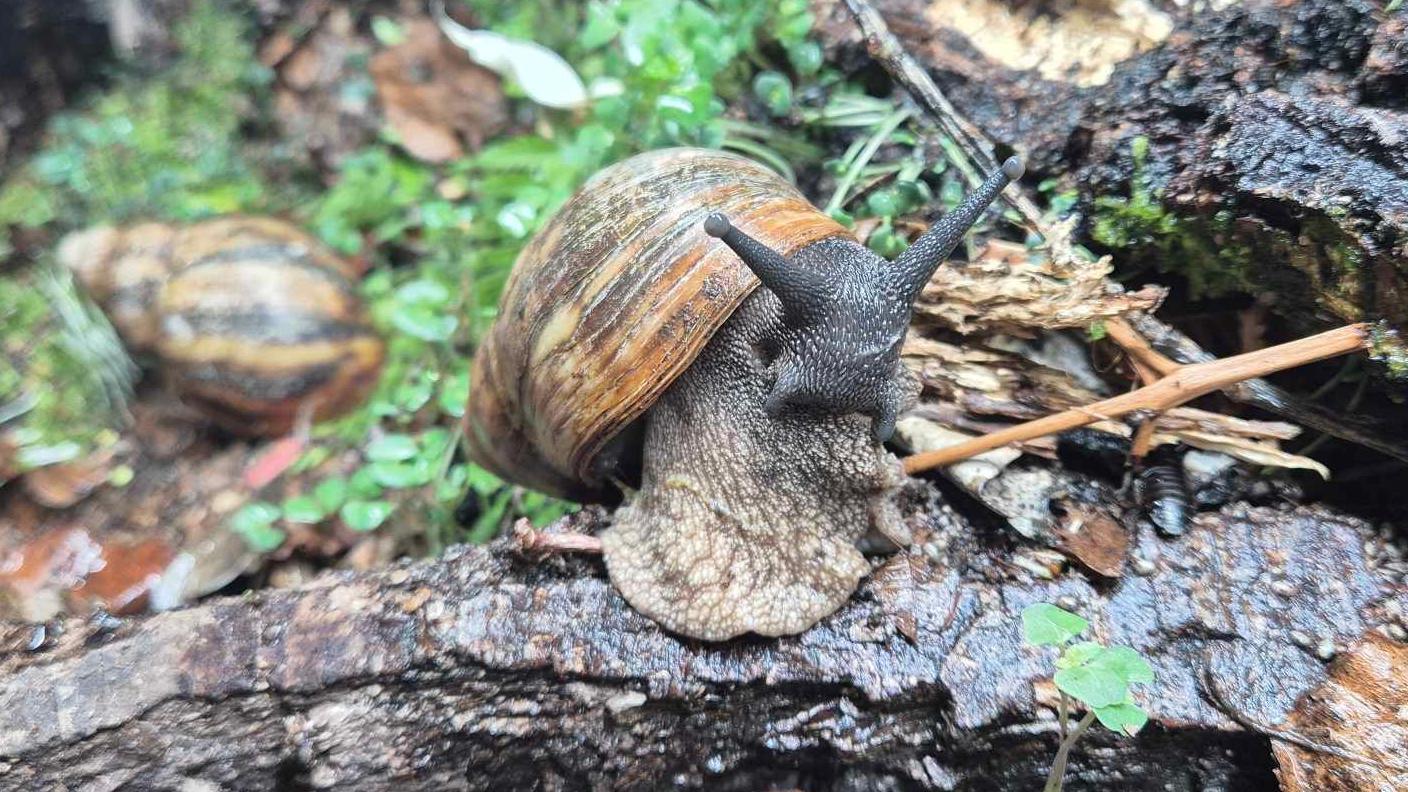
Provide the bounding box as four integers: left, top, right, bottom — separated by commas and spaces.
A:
62, 217, 385, 437
467, 148, 850, 500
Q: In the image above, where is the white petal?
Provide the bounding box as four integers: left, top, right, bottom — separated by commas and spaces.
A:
433, 1, 588, 110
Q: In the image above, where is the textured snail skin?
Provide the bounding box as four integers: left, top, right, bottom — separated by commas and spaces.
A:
601, 289, 910, 640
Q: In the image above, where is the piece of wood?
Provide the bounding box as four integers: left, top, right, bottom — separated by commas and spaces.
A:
0, 500, 1397, 790
905, 323, 1370, 473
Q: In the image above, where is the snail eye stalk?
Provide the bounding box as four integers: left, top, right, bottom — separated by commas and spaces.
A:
704, 213, 828, 321
888, 156, 1024, 304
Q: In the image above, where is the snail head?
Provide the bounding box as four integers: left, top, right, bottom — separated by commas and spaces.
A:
705, 156, 1023, 443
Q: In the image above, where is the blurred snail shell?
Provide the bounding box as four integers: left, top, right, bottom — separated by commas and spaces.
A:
60, 216, 385, 437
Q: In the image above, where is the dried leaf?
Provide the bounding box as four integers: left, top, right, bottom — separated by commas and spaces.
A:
870, 552, 938, 642
1159, 430, 1330, 479
433, 1, 587, 110
1273, 633, 1408, 790
1052, 500, 1129, 578
370, 16, 509, 163
914, 230, 1165, 335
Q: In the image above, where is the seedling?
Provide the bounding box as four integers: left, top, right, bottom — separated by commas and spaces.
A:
1022, 603, 1155, 792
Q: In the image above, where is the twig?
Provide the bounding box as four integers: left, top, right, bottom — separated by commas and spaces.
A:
1044, 707, 1097, 792
843, 0, 1017, 204
511, 519, 603, 555
1125, 315, 1408, 464
904, 324, 1371, 473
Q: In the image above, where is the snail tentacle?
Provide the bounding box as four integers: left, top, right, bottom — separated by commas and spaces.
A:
889, 156, 1024, 303
703, 213, 828, 320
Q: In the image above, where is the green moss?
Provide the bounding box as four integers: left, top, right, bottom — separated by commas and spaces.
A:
1368, 322, 1408, 383
1090, 136, 1258, 298
0, 0, 282, 241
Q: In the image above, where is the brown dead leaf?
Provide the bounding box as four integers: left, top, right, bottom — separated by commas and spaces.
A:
70, 537, 178, 614
869, 551, 938, 642
269, 7, 380, 170
21, 448, 116, 508
914, 230, 1164, 335
1052, 500, 1128, 578
370, 17, 508, 163
1273, 633, 1408, 791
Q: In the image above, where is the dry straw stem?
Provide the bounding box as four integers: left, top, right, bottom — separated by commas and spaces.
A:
903, 323, 1372, 474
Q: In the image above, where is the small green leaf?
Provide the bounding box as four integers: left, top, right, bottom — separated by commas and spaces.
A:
1095, 645, 1155, 686
313, 476, 348, 512
366, 434, 418, 462
281, 495, 326, 524
579, 1, 621, 49
340, 499, 395, 532
1056, 641, 1104, 670
438, 368, 470, 418
1022, 603, 1089, 646
466, 464, 503, 495
228, 501, 285, 552
786, 41, 823, 75
368, 458, 433, 489
1087, 321, 1108, 342
349, 467, 384, 499
752, 71, 793, 117
1054, 665, 1128, 709
1093, 701, 1148, 735
391, 303, 457, 342
371, 16, 407, 46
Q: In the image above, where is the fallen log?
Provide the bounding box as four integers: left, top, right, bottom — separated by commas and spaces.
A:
1, 491, 1402, 790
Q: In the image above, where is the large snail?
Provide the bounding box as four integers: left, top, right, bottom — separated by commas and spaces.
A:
468, 148, 1021, 640
60, 216, 385, 437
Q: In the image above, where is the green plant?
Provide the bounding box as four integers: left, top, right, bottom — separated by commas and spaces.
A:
1022, 603, 1155, 792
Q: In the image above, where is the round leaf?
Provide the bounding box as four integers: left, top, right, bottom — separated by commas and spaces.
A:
1094, 645, 1155, 686
1094, 702, 1148, 736
340, 499, 395, 532
366, 434, 418, 462
1022, 603, 1089, 646
1054, 665, 1127, 709
281, 495, 326, 525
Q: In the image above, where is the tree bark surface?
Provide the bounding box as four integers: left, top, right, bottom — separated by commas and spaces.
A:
1, 496, 1400, 791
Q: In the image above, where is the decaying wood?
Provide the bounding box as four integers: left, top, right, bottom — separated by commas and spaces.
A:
1271, 633, 1408, 790
1, 495, 1402, 790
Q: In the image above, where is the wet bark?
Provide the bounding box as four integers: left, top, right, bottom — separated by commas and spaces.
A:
815, 0, 1408, 336
2, 493, 1401, 791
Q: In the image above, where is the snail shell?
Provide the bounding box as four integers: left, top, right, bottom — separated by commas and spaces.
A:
467, 148, 849, 500
61, 217, 385, 437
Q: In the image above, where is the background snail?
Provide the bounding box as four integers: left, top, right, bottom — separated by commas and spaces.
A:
59, 216, 385, 437
468, 147, 1021, 640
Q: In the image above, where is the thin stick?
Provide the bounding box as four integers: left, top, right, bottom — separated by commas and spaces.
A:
1105, 317, 1179, 378
512, 520, 603, 555
1044, 709, 1097, 792
904, 324, 1371, 474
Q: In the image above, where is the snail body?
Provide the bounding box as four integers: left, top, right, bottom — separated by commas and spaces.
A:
61, 217, 385, 437
468, 147, 1020, 639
